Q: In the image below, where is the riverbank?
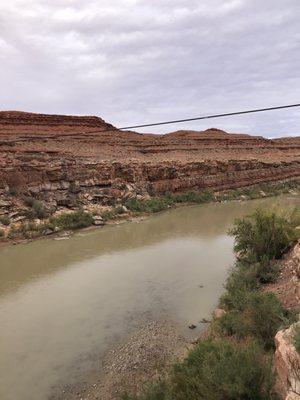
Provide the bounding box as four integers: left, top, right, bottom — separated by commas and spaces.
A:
53, 321, 190, 400
1, 196, 299, 400
52, 206, 300, 400
56, 320, 217, 400
118, 209, 300, 400
0, 179, 299, 245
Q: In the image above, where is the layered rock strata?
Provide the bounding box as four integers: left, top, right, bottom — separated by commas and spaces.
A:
0, 111, 299, 216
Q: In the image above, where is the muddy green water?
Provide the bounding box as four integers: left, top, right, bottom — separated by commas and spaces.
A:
0, 196, 298, 400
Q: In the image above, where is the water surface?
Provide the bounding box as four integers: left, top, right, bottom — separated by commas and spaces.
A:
0, 196, 298, 400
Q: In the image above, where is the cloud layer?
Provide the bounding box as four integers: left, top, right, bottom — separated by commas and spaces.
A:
0, 0, 299, 136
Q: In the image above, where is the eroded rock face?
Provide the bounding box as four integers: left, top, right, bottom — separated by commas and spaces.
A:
275, 323, 300, 399
266, 241, 300, 312
0, 111, 299, 217
269, 243, 300, 400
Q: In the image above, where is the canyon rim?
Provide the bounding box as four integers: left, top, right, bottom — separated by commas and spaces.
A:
0, 110, 299, 224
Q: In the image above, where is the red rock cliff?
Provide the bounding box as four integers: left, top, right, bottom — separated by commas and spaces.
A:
0, 111, 299, 212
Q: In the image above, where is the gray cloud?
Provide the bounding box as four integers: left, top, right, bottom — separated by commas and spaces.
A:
0, 0, 299, 137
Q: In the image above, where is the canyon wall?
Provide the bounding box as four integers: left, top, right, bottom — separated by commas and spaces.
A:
0, 111, 299, 217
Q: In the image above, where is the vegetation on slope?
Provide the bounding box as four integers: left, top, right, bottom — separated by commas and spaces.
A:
124, 180, 299, 215
23, 196, 48, 219
50, 209, 94, 230
123, 208, 299, 400
0, 180, 298, 241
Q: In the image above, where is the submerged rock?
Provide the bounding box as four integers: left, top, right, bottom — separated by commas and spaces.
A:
200, 318, 211, 324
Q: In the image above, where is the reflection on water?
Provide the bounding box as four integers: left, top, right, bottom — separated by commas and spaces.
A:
0, 195, 298, 400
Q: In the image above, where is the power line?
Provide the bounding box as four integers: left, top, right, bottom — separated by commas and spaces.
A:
118, 103, 300, 130
78, 103, 300, 134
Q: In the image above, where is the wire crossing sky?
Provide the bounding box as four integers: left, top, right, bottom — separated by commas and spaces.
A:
0, 0, 300, 137
119, 103, 300, 130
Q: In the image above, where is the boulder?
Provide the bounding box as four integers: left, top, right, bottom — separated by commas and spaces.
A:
93, 215, 104, 226
214, 308, 226, 319
44, 228, 54, 236
274, 322, 300, 399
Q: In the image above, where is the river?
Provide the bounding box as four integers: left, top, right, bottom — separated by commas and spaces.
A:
0, 195, 298, 400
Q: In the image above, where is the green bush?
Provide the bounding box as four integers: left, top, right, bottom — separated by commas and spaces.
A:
123, 381, 168, 400
0, 229, 4, 237
32, 201, 47, 219
9, 221, 42, 239
52, 210, 93, 230
220, 262, 259, 311
0, 215, 10, 226
100, 210, 113, 221
125, 199, 146, 213
125, 198, 172, 214
115, 206, 126, 214
123, 339, 274, 400
145, 198, 172, 212
219, 291, 290, 349
124, 190, 214, 214
23, 196, 35, 207
24, 208, 37, 220
8, 220, 56, 239
293, 324, 300, 353
23, 196, 47, 219
99, 206, 125, 222
290, 206, 300, 228
68, 181, 77, 194
172, 190, 214, 204
253, 258, 280, 284
171, 339, 274, 400
229, 209, 295, 263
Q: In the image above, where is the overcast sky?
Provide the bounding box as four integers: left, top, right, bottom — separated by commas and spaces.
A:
0, 0, 299, 137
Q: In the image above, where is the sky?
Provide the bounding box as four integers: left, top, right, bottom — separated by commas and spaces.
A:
0, 0, 299, 137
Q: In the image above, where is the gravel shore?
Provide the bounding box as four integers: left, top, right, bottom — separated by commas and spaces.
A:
57, 320, 191, 400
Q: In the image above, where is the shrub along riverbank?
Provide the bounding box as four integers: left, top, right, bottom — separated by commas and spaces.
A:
0, 180, 299, 240
123, 208, 300, 400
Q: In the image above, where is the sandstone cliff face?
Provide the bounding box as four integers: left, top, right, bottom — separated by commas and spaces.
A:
0, 111, 299, 217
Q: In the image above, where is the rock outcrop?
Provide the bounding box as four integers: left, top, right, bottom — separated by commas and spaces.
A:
275, 323, 300, 399
266, 241, 300, 312
0, 111, 299, 218
272, 241, 300, 400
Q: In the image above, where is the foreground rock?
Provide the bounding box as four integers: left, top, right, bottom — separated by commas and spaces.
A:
272, 241, 300, 399
266, 240, 300, 311
275, 322, 300, 399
